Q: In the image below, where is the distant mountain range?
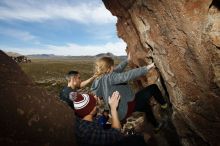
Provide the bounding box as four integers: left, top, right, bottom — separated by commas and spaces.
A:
27, 54, 59, 59
5, 51, 126, 60
95, 52, 115, 57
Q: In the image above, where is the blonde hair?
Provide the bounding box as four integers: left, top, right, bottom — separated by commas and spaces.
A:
94, 57, 114, 77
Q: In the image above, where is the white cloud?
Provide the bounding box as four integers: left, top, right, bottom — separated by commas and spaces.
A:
0, 0, 116, 25
0, 28, 37, 41
1, 40, 127, 56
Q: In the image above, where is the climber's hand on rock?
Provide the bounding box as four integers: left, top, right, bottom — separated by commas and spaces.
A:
146, 63, 155, 70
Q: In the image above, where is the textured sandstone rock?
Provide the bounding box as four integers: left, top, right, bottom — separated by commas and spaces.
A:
0, 51, 77, 145
103, 0, 220, 145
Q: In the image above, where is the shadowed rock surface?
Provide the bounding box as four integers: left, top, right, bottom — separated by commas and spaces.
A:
103, 0, 220, 146
0, 50, 77, 146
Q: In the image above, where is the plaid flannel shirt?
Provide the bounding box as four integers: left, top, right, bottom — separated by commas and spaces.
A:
75, 116, 123, 146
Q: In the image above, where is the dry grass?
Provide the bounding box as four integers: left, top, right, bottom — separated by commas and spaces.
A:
20, 58, 96, 94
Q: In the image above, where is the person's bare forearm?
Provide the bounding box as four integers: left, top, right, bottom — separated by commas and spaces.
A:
111, 108, 121, 129
80, 76, 95, 88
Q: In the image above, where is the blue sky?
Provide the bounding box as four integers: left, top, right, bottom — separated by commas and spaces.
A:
0, 0, 126, 56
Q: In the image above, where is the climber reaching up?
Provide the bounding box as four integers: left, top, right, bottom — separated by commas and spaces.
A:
90, 53, 167, 132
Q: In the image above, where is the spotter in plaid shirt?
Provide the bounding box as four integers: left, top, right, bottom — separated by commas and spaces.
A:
75, 116, 123, 146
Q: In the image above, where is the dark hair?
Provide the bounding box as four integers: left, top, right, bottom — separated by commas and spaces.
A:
67, 70, 79, 76
65, 70, 79, 81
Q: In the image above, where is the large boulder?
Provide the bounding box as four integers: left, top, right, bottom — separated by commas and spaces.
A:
103, 0, 220, 145
0, 50, 77, 145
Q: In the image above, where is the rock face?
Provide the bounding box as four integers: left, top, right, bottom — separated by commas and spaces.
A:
103, 0, 220, 146
0, 50, 77, 145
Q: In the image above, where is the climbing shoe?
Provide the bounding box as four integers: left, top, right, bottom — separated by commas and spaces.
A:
161, 103, 168, 109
